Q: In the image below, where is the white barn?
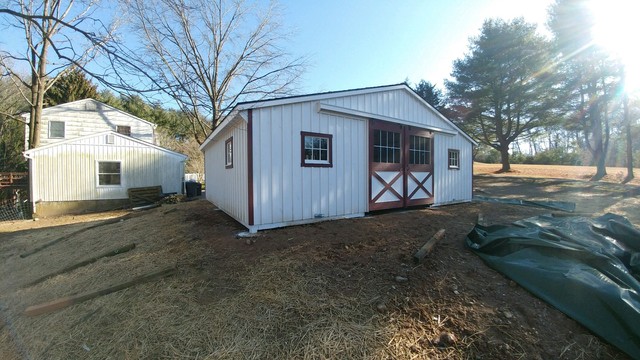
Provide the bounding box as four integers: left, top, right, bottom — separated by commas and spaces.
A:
200, 84, 476, 232
23, 99, 187, 216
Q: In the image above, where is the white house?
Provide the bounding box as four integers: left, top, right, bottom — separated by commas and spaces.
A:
23, 99, 187, 216
25, 98, 157, 149
200, 83, 476, 233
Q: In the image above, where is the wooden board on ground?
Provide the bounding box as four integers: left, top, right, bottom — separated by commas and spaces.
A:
413, 229, 446, 264
24, 267, 176, 317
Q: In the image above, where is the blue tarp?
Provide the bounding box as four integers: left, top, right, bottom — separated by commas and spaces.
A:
466, 213, 640, 358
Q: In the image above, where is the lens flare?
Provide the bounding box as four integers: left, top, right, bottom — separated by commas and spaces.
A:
589, 0, 640, 93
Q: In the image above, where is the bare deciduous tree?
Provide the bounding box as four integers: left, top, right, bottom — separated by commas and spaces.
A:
0, 0, 119, 149
124, 0, 305, 144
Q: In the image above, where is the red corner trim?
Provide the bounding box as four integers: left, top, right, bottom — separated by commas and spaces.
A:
247, 109, 254, 226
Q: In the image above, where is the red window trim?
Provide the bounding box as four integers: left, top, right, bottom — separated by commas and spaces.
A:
225, 137, 233, 169
300, 131, 333, 168
448, 148, 460, 170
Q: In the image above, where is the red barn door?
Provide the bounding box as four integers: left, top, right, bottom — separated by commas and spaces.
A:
369, 119, 434, 211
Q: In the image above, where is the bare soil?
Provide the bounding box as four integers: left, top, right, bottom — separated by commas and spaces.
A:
0, 167, 639, 359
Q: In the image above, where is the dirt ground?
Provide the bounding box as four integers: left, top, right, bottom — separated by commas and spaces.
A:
0, 169, 639, 359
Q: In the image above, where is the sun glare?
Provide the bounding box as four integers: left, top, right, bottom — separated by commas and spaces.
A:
588, 0, 640, 94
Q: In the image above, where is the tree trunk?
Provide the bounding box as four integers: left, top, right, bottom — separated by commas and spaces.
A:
26, 3, 52, 150
623, 94, 634, 183
499, 146, 511, 172
588, 96, 607, 181
591, 152, 607, 181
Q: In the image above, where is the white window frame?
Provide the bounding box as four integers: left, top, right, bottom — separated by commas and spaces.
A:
448, 149, 460, 169
49, 121, 65, 139
96, 160, 122, 187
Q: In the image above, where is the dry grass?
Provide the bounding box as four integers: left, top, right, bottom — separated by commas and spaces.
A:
1, 194, 632, 359
474, 162, 640, 186
0, 205, 492, 360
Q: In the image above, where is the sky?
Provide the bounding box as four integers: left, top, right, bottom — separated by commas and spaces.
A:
280, 0, 555, 94
0, 0, 556, 96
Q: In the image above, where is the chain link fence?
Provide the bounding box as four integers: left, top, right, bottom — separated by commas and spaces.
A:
0, 191, 31, 222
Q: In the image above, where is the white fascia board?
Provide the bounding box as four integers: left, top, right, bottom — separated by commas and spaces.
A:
24, 130, 187, 160
236, 84, 408, 111
317, 102, 458, 136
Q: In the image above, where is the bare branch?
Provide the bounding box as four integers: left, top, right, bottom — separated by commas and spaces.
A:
122, 0, 305, 143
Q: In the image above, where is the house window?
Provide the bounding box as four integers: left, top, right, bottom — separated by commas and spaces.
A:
301, 131, 332, 167
225, 137, 233, 168
373, 129, 401, 163
49, 121, 65, 138
409, 135, 431, 165
448, 149, 460, 169
116, 125, 131, 136
98, 161, 121, 186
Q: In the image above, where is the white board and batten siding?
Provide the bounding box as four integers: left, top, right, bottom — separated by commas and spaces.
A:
306, 86, 474, 208
251, 103, 368, 230
203, 115, 250, 226
25, 132, 186, 204
201, 84, 476, 233
433, 133, 473, 204
30, 99, 156, 148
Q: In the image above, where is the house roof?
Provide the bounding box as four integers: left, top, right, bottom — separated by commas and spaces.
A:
234, 83, 408, 109
24, 131, 187, 160
200, 83, 477, 149
23, 98, 158, 129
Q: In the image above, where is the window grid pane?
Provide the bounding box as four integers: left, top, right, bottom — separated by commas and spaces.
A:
409, 135, 431, 165
304, 135, 330, 162
373, 130, 401, 164
449, 150, 460, 168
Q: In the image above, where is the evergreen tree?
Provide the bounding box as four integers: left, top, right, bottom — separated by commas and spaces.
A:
548, 0, 622, 180
44, 68, 98, 106
446, 18, 558, 171
413, 80, 444, 111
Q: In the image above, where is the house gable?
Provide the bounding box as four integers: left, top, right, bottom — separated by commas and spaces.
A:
200, 84, 475, 149
25, 98, 158, 149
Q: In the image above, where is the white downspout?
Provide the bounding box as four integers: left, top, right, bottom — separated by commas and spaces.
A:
22, 151, 36, 217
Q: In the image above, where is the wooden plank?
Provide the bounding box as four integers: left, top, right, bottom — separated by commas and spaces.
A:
0, 172, 29, 189
24, 267, 176, 316
413, 229, 446, 264
127, 186, 162, 207
20, 215, 132, 258
25, 243, 136, 287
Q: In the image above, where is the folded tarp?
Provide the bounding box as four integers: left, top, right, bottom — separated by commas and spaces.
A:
466, 213, 640, 358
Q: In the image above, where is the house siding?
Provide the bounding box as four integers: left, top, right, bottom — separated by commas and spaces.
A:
29, 134, 185, 204
36, 99, 155, 147
203, 117, 249, 226
251, 103, 368, 228
433, 133, 473, 205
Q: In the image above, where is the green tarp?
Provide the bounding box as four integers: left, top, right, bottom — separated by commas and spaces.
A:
466, 213, 640, 358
